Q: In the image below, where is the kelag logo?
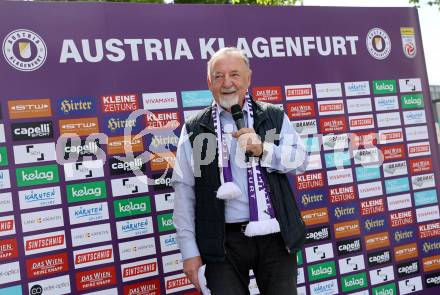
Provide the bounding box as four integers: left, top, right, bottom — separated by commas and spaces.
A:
0, 146, 8, 166
11, 121, 53, 141
3, 29, 47, 71
57, 97, 96, 115
8, 98, 52, 119
114, 196, 151, 218
104, 113, 142, 135
402, 93, 424, 109
373, 80, 396, 94
341, 272, 368, 292
372, 283, 396, 295
16, 164, 59, 187
66, 181, 106, 203
307, 261, 336, 282
158, 213, 174, 232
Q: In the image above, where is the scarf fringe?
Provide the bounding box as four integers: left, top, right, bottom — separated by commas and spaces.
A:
216, 182, 242, 200
244, 218, 281, 237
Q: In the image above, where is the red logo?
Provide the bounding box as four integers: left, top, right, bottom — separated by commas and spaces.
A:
381, 144, 405, 161
25, 234, 64, 251
75, 248, 113, 265
360, 198, 385, 216
319, 116, 347, 133
410, 158, 433, 174
351, 132, 377, 148
419, 221, 440, 239
123, 279, 161, 295
166, 276, 192, 291
409, 144, 430, 155
26, 252, 68, 279
390, 210, 414, 227
123, 261, 157, 279
0, 238, 18, 261
330, 185, 356, 203
76, 266, 116, 291
296, 172, 325, 190
0, 219, 14, 232
380, 130, 403, 142
287, 102, 315, 119
101, 94, 139, 113
252, 86, 283, 103
146, 111, 180, 130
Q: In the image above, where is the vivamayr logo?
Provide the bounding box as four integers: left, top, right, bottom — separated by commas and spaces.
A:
3, 29, 47, 71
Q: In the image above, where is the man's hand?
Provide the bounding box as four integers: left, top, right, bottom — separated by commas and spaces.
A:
183, 256, 203, 291
232, 128, 263, 157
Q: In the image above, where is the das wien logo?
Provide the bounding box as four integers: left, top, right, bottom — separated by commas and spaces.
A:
3, 29, 47, 71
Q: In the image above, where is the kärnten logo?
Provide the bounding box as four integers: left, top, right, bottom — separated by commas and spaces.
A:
2, 29, 47, 71
366, 28, 391, 60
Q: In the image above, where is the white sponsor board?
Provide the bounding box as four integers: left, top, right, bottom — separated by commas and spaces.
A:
305, 242, 334, 263
292, 119, 318, 135
416, 205, 440, 223
73, 244, 114, 269
327, 168, 354, 186
18, 186, 62, 210
21, 208, 64, 233
358, 181, 383, 199
344, 81, 370, 97
116, 216, 154, 239
369, 265, 394, 285
285, 84, 313, 100
155, 192, 175, 211
306, 153, 323, 171
405, 125, 429, 141
322, 133, 349, 151
376, 112, 401, 128
317, 100, 345, 116
64, 160, 104, 181
412, 173, 435, 190
0, 169, 11, 190
121, 258, 159, 282
399, 78, 422, 93
162, 253, 183, 273
0, 261, 21, 285
315, 83, 342, 99
119, 237, 156, 261
0, 192, 13, 213
338, 254, 365, 274
68, 202, 109, 225
383, 161, 408, 178
378, 128, 404, 144
349, 114, 375, 131
23, 230, 66, 255
387, 193, 412, 211
346, 97, 372, 113
71, 223, 112, 247
403, 110, 427, 125
398, 276, 423, 295
310, 279, 338, 295
28, 275, 71, 295
160, 233, 179, 253
353, 147, 380, 165
142, 92, 178, 110
374, 95, 399, 111
407, 141, 431, 157
0, 215, 15, 237
111, 175, 149, 197
13, 142, 56, 164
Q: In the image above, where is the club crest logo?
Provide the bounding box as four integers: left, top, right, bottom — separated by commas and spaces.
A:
2, 29, 47, 71
366, 28, 391, 60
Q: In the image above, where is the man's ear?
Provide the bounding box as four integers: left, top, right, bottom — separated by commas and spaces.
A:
247, 69, 252, 87
207, 74, 212, 89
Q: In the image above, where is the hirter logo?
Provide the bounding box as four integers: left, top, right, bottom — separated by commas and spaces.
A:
101, 94, 139, 113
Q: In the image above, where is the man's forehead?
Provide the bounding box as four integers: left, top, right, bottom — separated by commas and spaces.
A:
211, 53, 248, 69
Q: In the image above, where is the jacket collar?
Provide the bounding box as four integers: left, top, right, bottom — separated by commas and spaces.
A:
199, 97, 267, 133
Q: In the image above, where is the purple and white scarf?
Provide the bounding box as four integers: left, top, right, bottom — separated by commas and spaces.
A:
212, 96, 280, 237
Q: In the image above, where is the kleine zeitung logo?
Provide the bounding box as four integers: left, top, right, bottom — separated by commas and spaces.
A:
2, 29, 47, 71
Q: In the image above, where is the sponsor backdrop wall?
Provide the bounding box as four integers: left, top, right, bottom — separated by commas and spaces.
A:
0, 2, 439, 295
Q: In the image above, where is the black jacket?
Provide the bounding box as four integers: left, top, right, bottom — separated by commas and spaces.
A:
185, 100, 306, 262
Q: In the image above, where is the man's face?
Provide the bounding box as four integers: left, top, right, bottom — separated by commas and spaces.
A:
207, 53, 251, 110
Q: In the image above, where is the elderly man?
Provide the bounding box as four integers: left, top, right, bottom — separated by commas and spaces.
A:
172, 47, 308, 295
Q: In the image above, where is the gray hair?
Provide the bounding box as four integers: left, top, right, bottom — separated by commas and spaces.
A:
207, 47, 250, 78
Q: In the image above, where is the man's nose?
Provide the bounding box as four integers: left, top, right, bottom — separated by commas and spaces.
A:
223, 75, 233, 87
